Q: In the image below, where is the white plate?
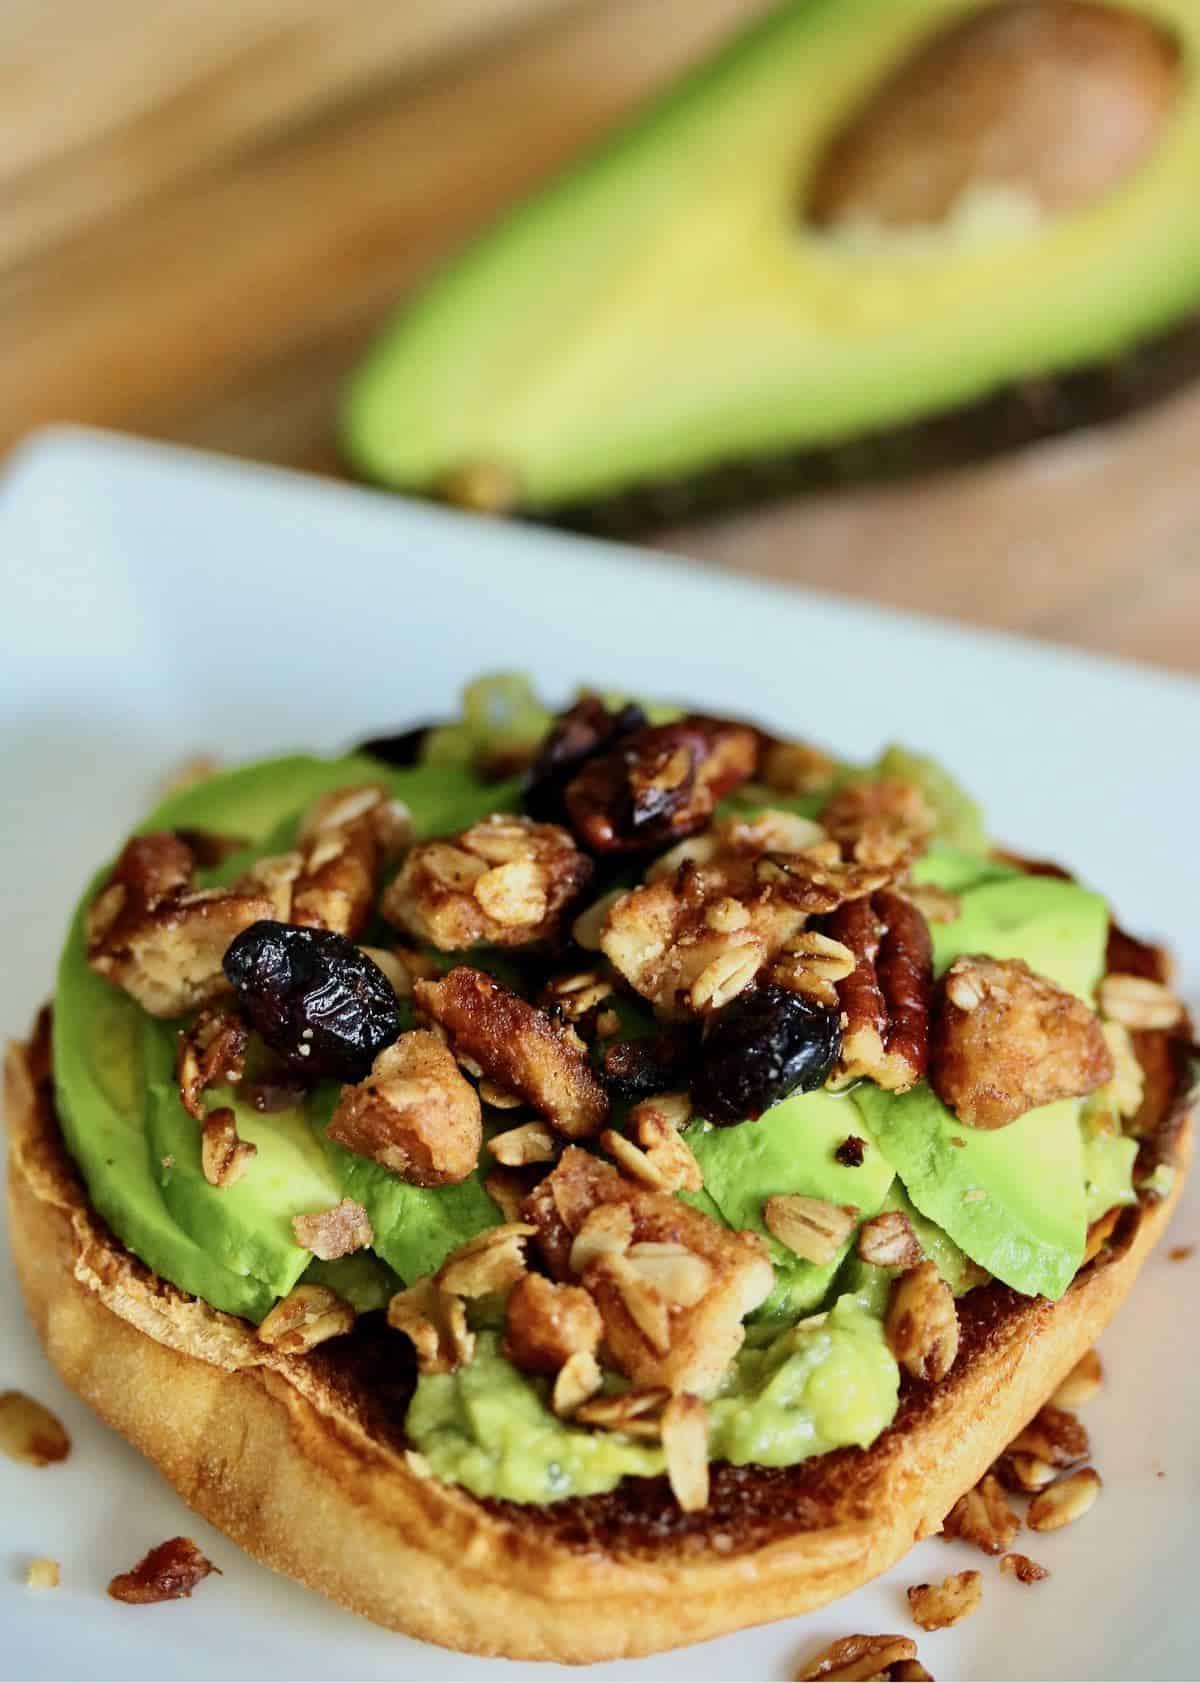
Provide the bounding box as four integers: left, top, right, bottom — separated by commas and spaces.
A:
2, 428, 1197, 1683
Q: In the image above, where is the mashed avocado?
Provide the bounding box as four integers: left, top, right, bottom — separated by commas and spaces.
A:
409, 1302, 899, 1501
52, 693, 1142, 1506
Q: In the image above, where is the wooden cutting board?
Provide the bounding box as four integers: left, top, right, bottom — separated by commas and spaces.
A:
3, 0, 1198, 673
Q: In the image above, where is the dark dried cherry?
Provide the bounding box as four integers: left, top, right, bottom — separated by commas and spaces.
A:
601, 1031, 694, 1099
691, 985, 842, 1126
522, 697, 646, 823
223, 921, 401, 1082
564, 716, 757, 854
356, 723, 437, 767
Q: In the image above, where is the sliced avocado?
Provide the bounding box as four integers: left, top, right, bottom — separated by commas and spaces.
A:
932, 873, 1109, 1000
343, 0, 1200, 522
1080, 1121, 1138, 1224
52, 890, 273, 1320
870, 745, 987, 854
836, 1182, 979, 1317
144, 1025, 343, 1300
686, 1088, 893, 1318
855, 1083, 1086, 1299
309, 1087, 500, 1284
300, 1250, 403, 1312
911, 849, 1023, 896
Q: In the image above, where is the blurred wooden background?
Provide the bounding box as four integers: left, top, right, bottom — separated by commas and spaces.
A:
3, 0, 1198, 672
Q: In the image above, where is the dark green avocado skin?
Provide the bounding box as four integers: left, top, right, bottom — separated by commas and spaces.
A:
553, 313, 1200, 537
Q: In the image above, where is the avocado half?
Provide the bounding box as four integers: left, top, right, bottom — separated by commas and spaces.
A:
342, 0, 1200, 530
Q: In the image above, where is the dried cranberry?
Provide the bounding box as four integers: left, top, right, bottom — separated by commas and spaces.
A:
223, 921, 401, 1082
523, 698, 645, 823
691, 985, 842, 1126
356, 723, 437, 767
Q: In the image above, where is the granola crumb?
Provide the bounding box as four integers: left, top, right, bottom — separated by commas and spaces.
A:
834, 1134, 866, 1167
1050, 1347, 1103, 1409
25, 1558, 60, 1591
907, 1569, 982, 1631
0, 1391, 71, 1467
107, 1537, 219, 1604
1168, 1242, 1196, 1262
1000, 1552, 1050, 1585
796, 1632, 922, 1680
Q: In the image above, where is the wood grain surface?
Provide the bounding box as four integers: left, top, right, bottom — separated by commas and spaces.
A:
3, 0, 1197, 673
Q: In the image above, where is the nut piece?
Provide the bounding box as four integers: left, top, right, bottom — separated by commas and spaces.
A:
820, 778, 935, 869
257, 1283, 355, 1353
0, 1390, 70, 1467
826, 890, 933, 1092
886, 1261, 959, 1383
1027, 1466, 1102, 1531
856, 1209, 923, 1270
25, 1558, 60, 1591
662, 1393, 710, 1512
630, 1096, 703, 1193
1051, 1347, 1103, 1409
328, 1030, 482, 1186
107, 1537, 219, 1604
1006, 1404, 1090, 1468
383, 815, 591, 950
415, 968, 609, 1137
808, 0, 1180, 227
176, 1003, 247, 1122
564, 716, 757, 853
764, 1194, 858, 1264
1097, 972, 1185, 1031
931, 955, 1113, 1128
907, 1569, 982, 1632
552, 1349, 604, 1417
200, 1106, 257, 1188
489, 1121, 559, 1168
437, 1223, 533, 1299
86, 832, 277, 1017
525, 1146, 773, 1395
290, 783, 398, 938
600, 811, 891, 1019
504, 1273, 603, 1374
797, 1633, 920, 1681
941, 1471, 1020, 1555
1000, 1552, 1050, 1585
291, 1197, 374, 1261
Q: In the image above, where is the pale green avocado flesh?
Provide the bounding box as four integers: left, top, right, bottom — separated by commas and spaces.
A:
342, 0, 1200, 511
52, 724, 1136, 1504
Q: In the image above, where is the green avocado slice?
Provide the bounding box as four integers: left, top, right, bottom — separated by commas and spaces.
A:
52, 891, 274, 1321
852, 1083, 1086, 1300
686, 1088, 894, 1319
144, 1024, 344, 1300
931, 873, 1110, 1000
309, 1087, 500, 1285
343, 0, 1200, 518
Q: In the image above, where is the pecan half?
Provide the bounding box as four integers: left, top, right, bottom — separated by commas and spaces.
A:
931, 956, 1113, 1128
415, 968, 609, 1137
176, 1003, 248, 1121
826, 889, 933, 1091
523, 696, 647, 822
382, 815, 591, 951
565, 716, 757, 853
328, 1030, 482, 1185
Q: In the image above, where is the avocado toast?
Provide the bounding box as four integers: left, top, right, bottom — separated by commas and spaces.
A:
344, 0, 1200, 530
5, 676, 1194, 1661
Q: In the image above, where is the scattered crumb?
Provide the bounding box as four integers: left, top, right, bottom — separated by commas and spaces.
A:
0, 1391, 70, 1467
1168, 1243, 1195, 1263
907, 1569, 983, 1631
949, 1136, 966, 1148
1000, 1552, 1049, 1585
834, 1135, 866, 1168
25, 1558, 60, 1591
108, 1538, 219, 1604
796, 1632, 923, 1680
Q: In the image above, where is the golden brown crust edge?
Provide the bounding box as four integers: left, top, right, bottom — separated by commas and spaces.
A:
3, 1036, 1191, 1663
